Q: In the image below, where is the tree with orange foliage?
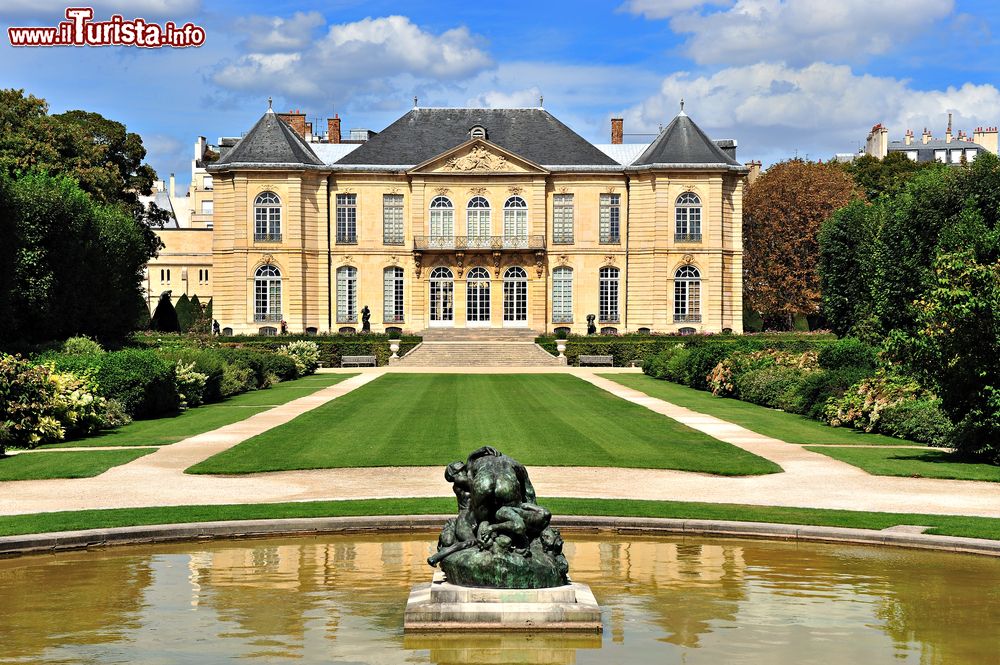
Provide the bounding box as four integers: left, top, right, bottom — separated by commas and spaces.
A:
743, 160, 859, 330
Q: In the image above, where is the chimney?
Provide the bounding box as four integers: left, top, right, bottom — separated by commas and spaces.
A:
169, 173, 175, 198
327, 115, 342, 144
194, 136, 206, 160
904, 129, 913, 146
922, 127, 932, 144
611, 118, 623, 144
973, 126, 999, 154
946, 113, 953, 143
305, 121, 313, 142
745, 160, 762, 185
864, 123, 889, 159
277, 109, 307, 138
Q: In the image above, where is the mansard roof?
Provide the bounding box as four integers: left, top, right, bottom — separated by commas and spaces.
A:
631, 112, 744, 170
334, 108, 619, 168
211, 109, 324, 169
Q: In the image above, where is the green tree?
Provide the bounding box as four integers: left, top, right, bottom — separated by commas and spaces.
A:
150, 292, 180, 332
843, 152, 933, 201
175, 293, 194, 332
818, 200, 882, 337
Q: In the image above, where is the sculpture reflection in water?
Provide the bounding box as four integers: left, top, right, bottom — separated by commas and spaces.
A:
428, 446, 569, 588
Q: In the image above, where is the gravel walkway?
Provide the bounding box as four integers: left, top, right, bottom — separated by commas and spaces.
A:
1, 368, 998, 519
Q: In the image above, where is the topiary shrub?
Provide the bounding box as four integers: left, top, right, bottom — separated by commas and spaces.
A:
93, 349, 179, 418
150, 292, 180, 332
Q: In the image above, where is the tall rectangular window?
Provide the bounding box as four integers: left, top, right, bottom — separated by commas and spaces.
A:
599, 266, 620, 322
201, 200, 213, 215
202, 175, 213, 190
336, 266, 357, 323
336, 193, 357, 244
383, 267, 405, 322
552, 267, 573, 323
383, 194, 404, 245
553, 194, 574, 244
599, 194, 620, 244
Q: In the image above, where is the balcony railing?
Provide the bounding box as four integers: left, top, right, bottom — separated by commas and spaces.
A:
413, 235, 546, 251
254, 232, 282, 242
336, 234, 358, 245
599, 235, 621, 245
674, 313, 702, 323
675, 233, 702, 243
254, 312, 282, 322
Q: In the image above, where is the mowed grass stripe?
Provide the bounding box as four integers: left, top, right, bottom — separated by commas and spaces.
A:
187, 374, 780, 476
806, 446, 1000, 482
605, 374, 925, 447
40, 373, 356, 449
0, 449, 153, 481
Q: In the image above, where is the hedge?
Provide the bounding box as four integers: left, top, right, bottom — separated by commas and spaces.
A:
536, 333, 838, 367
218, 335, 422, 367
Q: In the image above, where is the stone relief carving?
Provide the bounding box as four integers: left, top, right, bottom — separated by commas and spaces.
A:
468, 186, 488, 195
261, 254, 275, 265
442, 146, 508, 172
557, 255, 569, 266
534, 251, 546, 278
682, 254, 695, 265
603, 255, 616, 265
492, 251, 502, 277
434, 187, 451, 196
508, 186, 524, 195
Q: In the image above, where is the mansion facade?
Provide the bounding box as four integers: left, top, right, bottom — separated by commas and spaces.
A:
202, 105, 748, 335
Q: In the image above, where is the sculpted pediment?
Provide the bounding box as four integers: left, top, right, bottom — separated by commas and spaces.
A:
410, 139, 547, 175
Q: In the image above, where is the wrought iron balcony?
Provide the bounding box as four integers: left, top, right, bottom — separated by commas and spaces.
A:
336, 234, 358, 245
254, 312, 282, 322
414, 235, 546, 251
675, 233, 702, 243
673, 313, 702, 323
599, 235, 621, 245
254, 232, 282, 242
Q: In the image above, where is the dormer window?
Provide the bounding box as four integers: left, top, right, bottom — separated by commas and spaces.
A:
470, 125, 487, 140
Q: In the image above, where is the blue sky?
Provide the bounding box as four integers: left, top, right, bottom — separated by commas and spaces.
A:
3, 1, 1000, 190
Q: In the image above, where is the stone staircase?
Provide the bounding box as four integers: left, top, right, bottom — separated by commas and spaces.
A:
395, 328, 564, 367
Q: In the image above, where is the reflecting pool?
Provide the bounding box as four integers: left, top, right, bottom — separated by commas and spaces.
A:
1, 533, 998, 664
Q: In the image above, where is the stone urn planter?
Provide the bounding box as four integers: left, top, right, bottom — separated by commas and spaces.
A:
389, 339, 401, 360
556, 339, 567, 358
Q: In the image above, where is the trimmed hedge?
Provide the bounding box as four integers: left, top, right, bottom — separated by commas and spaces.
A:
218, 335, 421, 367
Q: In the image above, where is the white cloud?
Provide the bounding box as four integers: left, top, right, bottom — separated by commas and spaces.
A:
621, 62, 1000, 162
2, 1, 201, 19
624, 0, 955, 65
212, 15, 492, 105
234, 12, 325, 53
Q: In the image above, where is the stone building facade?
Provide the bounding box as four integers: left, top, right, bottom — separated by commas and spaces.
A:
206, 105, 747, 335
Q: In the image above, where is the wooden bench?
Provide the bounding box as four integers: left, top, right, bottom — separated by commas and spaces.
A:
578, 355, 614, 367
341, 355, 377, 367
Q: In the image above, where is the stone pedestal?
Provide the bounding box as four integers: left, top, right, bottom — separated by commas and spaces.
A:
404, 572, 602, 632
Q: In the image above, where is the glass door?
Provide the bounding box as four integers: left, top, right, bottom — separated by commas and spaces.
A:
466, 267, 491, 327
503, 266, 528, 327
429, 267, 454, 326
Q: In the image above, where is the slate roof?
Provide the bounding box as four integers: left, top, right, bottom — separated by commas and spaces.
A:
334, 108, 619, 168
632, 113, 743, 169
887, 140, 984, 164
211, 110, 324, 169
311, 142, 361, 164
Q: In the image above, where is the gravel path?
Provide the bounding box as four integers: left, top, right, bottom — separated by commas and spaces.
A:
1, 368, 998, 519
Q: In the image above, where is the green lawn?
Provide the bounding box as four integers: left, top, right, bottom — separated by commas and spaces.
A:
805, 446, 1000, 482
0, 449, 153, 481
1, 497, 998, 541
187, 374, 781, 476
40, 374, 355, 448
605, 374, 922, 446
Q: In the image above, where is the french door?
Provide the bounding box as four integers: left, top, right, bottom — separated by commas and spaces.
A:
429, 268, 454, 327
466, 267, 491, 327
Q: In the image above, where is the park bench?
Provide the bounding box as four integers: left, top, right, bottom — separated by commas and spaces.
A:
577, 355, 614, 367
341, 355, 377, 367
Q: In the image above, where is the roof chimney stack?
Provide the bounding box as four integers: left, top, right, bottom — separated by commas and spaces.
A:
922, 127, 932, 144
276, 109, 307, 139
946, 113, 953, 143
904, 129, 913, 146
611, 118, 623, 144
327, 115, 342, 144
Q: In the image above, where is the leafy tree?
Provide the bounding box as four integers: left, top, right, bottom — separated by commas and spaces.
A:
743, 160, 858, 329
888, 251, 1000, 462
818, 200, 881, 336
175, 293, 194, 332
842, 152, 933, 201
150, 292, 180, 333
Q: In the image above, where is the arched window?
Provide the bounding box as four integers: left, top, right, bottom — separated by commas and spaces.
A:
503, 196, 528, 245
337, 266, 358, 323
470, 125, 487, 140
384, 266, 404, 323
552, 266, 573, 323
429, 196, 454, 240
254, 264, 281, 322
254, 192, 281, 242
467, 267, 491, 326
429, 267, 454, 325
675, 192, 701, 242
599, 266, 620, 323
467, 196, 491, 245
674, 265, 701, 323
503, 266, 528, 325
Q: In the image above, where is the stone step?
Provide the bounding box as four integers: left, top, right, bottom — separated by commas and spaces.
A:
396, 340, 562, 367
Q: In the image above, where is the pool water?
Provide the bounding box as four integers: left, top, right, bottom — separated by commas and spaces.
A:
1, 533, 998, 664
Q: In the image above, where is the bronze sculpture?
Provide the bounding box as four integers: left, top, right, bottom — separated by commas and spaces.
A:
361, 305, 371, 333
429, 447, 569, 588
